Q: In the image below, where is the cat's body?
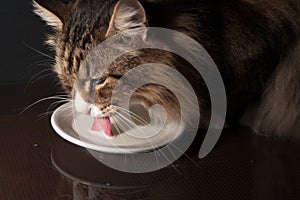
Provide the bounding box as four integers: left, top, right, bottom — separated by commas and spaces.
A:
34, 0, 300, 138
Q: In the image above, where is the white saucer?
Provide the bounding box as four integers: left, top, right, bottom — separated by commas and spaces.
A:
51, 102, 184, 153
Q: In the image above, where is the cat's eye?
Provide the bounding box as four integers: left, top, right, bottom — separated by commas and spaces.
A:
109, 74, 123, 79
92, 77, 106, 87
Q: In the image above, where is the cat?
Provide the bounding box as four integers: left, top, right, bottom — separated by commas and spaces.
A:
33, 0, 300, 138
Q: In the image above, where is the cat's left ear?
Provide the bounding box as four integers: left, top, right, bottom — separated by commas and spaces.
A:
33, 0, 75, 31
106, 0, 147, 39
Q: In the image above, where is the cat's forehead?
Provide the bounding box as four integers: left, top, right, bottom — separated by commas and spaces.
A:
79, 50, 143, 80
72, 0, 117, 17
65, 0, 117, 33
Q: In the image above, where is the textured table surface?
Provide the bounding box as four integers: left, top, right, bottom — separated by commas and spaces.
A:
1, 82, 300, 200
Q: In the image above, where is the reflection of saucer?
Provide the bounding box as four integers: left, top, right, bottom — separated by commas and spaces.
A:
51, 102, 184, 153
51, 140, 175, 188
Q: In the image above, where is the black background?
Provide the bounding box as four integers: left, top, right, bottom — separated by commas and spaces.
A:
0, 0, 54, 83
1, 2, 300, 200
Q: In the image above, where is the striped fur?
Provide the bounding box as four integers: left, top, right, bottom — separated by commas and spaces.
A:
34, 0, 300, 137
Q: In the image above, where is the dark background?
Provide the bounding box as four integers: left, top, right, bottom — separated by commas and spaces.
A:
1, 0, 54, 83
1, 1, 300, 200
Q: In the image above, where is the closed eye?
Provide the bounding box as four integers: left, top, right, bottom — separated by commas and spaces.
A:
109, 74, 123, 79
91, 77, 106, 87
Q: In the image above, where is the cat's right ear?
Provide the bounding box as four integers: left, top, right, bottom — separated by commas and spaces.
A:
106, 0, 148, 39
33, 0, 75, 31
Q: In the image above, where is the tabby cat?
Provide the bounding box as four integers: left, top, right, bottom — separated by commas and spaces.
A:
34, 0, 300, 138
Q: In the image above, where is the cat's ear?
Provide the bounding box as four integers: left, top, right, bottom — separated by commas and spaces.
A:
106, 0, 147, 39
33, 0, 75, 30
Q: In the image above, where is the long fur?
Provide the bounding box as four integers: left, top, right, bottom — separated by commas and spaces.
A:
34, 0, 300, 137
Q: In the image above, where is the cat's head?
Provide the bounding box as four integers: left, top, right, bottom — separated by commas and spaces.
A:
34, 0, 185, 136
33, 0, 147, 91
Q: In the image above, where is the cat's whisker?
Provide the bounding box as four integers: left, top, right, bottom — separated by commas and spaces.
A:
113, 111, 166, 161
112, 105, 149, 126
114, 109, 180, 171
29, 68, 53, 78
33, 72, 55, 81
30, 60, 54, 68
120, 111, 149, 126
47, 99, 71, 112
23, 42, 54, 60
55, 106, 74, 121
158, 149, 181, 173
48, 97, 71, 106
61, 111, 74, 119
25, 69, 56, 92
113, 111, 146, 132
119, 114, 149, 127
118, 109, 148, 124
112, 105, 147, 116
35, 101, 73, 120
112, 112, 136, 132
25, 76, 56, 94
37, 111, 56, 119
140, 134, 180, 172
167, 142, 199, 168
19, 95, 70, 115
111, 114, 160, 167
111, 115, 127, 136
114, 110, 157, 137
36, 108, 69, 120
115, 113, 145, 137
113, 109, 161, 150
113, 111, 154, 152
110, 116, 122, 135
111, 116, 136, 151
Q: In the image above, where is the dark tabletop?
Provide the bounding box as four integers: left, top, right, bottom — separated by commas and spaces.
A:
1, 82, 300, 200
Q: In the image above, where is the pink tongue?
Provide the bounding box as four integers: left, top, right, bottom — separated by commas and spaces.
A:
91, 117, 112, 137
